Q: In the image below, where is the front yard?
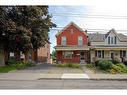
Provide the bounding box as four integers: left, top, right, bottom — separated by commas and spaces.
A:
85, 60, 127, 74
0, 59, 35, 73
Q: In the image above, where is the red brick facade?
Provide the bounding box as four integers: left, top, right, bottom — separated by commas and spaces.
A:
55, 22, 89, 64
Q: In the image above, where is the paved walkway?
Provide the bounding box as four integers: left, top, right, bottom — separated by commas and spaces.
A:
0, 64, 127, 80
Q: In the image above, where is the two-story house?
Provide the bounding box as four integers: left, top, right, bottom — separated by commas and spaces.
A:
89, 28, 127, 62
54, 22, 89, 63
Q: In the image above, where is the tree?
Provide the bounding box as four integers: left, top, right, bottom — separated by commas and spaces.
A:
0, 6, 56, 64
51, 50, 56, 60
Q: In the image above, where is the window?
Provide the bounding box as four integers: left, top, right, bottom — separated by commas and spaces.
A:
114, 36, 117, 44
108, 36, 110, 44
62, 51, 73, 59
78, 36, 83, 46
61, 36, 66, 45
98, 51, 102, 58
97, 50, 104, 58
71, 29, 73, 34
120, 50, 126, 57
111, 37, 113, 44
108, 36, 117, 44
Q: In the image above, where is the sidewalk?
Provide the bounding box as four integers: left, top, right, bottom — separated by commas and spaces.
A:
0, 72, 127, 80
0, 64, 127, 80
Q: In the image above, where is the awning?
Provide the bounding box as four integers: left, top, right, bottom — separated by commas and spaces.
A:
54, 45, 89, 51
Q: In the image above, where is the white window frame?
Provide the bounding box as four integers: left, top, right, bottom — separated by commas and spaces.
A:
61, 36, 66, 45
62, 51, 73, 59
97, 50, 104, 58
78, 36, 83, 46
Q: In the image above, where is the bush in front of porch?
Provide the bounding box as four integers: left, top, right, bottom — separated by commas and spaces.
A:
95, 60, 127, 74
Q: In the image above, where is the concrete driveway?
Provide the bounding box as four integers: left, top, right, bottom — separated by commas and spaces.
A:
13, 63, 84, 73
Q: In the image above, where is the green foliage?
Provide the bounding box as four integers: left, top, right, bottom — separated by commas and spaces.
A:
0, 6, 56, 63
56, 63, 81, 69
86, 64, 94, 68
0, 59, 35, 73
97, 60, 113, 70
51, 50, 56, 60
0, 66, 16, 73
107, 63, 127, 74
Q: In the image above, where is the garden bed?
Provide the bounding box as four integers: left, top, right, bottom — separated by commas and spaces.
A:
86, 60, 127, 74
55, 63, 81, 69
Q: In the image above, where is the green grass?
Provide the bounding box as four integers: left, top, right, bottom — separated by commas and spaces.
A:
0, 66, 16, 73
56, 63, 81, 69
0, 60, 35, 73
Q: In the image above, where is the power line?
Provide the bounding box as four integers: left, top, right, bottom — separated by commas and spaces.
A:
51, 13, 127, 19
50, 27, 127, 34
51, 27, 127, 31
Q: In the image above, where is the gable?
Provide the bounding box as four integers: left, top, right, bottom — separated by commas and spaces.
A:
105, 29, 120, 41
56, 22, 87, 37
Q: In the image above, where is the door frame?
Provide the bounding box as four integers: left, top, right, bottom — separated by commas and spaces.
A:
80, 51, 85, 63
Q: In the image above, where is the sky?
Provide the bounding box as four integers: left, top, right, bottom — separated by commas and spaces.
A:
48, 5, 127, 53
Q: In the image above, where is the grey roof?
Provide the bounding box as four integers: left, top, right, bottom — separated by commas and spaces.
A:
89, 33, 105, 42
89, 31, 127, 42
117, 33, 127, 41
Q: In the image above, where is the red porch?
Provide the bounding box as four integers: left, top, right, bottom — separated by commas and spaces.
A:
56, 50, 89, 64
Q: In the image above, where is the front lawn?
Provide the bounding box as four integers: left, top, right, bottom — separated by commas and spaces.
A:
0, 60, 35, 73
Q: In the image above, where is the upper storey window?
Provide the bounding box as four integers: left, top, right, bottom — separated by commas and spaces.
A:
70, 29, 74, 34
61, 36, 66, 45
78, 36, 83, 46
108, 36, 117, 44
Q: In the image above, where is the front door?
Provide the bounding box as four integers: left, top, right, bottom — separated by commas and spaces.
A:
80, 51, 85, 63
110, 51, 114, 60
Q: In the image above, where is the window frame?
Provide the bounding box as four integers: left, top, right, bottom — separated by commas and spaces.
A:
62, 51, 73, 59
97, 50, 104, 58
61, 36, 66, 45
78, 36, 83, 46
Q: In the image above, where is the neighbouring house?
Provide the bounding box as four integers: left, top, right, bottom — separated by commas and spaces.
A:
54, 22, 89, 64
89, 28, 127, 63
37, 41, 51, 63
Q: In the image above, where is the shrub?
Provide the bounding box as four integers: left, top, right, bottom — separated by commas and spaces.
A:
111, 64, 122, 73
116, 63, 127, 73
108, 63, 127, 74
56, 63, 81, 68
97, 60, 113, 70
86, 64, 94, 68
108, 68, 117, 74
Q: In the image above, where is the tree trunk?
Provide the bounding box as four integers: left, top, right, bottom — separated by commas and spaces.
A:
24, 51, 29, 63
32, 49, 38, 63
14, 50, 20, 61
4, 50, 9, 65
0, 49, 5, 66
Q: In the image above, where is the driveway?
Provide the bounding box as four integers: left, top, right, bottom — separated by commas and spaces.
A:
13, 63, 84, 73
0, 64, 87, 81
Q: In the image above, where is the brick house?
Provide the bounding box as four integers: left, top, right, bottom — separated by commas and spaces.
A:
37, 42, 51, 63
54, 22, 89, 64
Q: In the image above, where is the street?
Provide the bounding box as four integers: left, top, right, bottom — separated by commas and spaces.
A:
0, 79, 127, 89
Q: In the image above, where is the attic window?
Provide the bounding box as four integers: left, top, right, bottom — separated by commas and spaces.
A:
71, 29, 73, 34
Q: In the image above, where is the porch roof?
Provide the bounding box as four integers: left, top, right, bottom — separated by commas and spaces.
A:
54, 45, 89, 51
92, 45, 127, 50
